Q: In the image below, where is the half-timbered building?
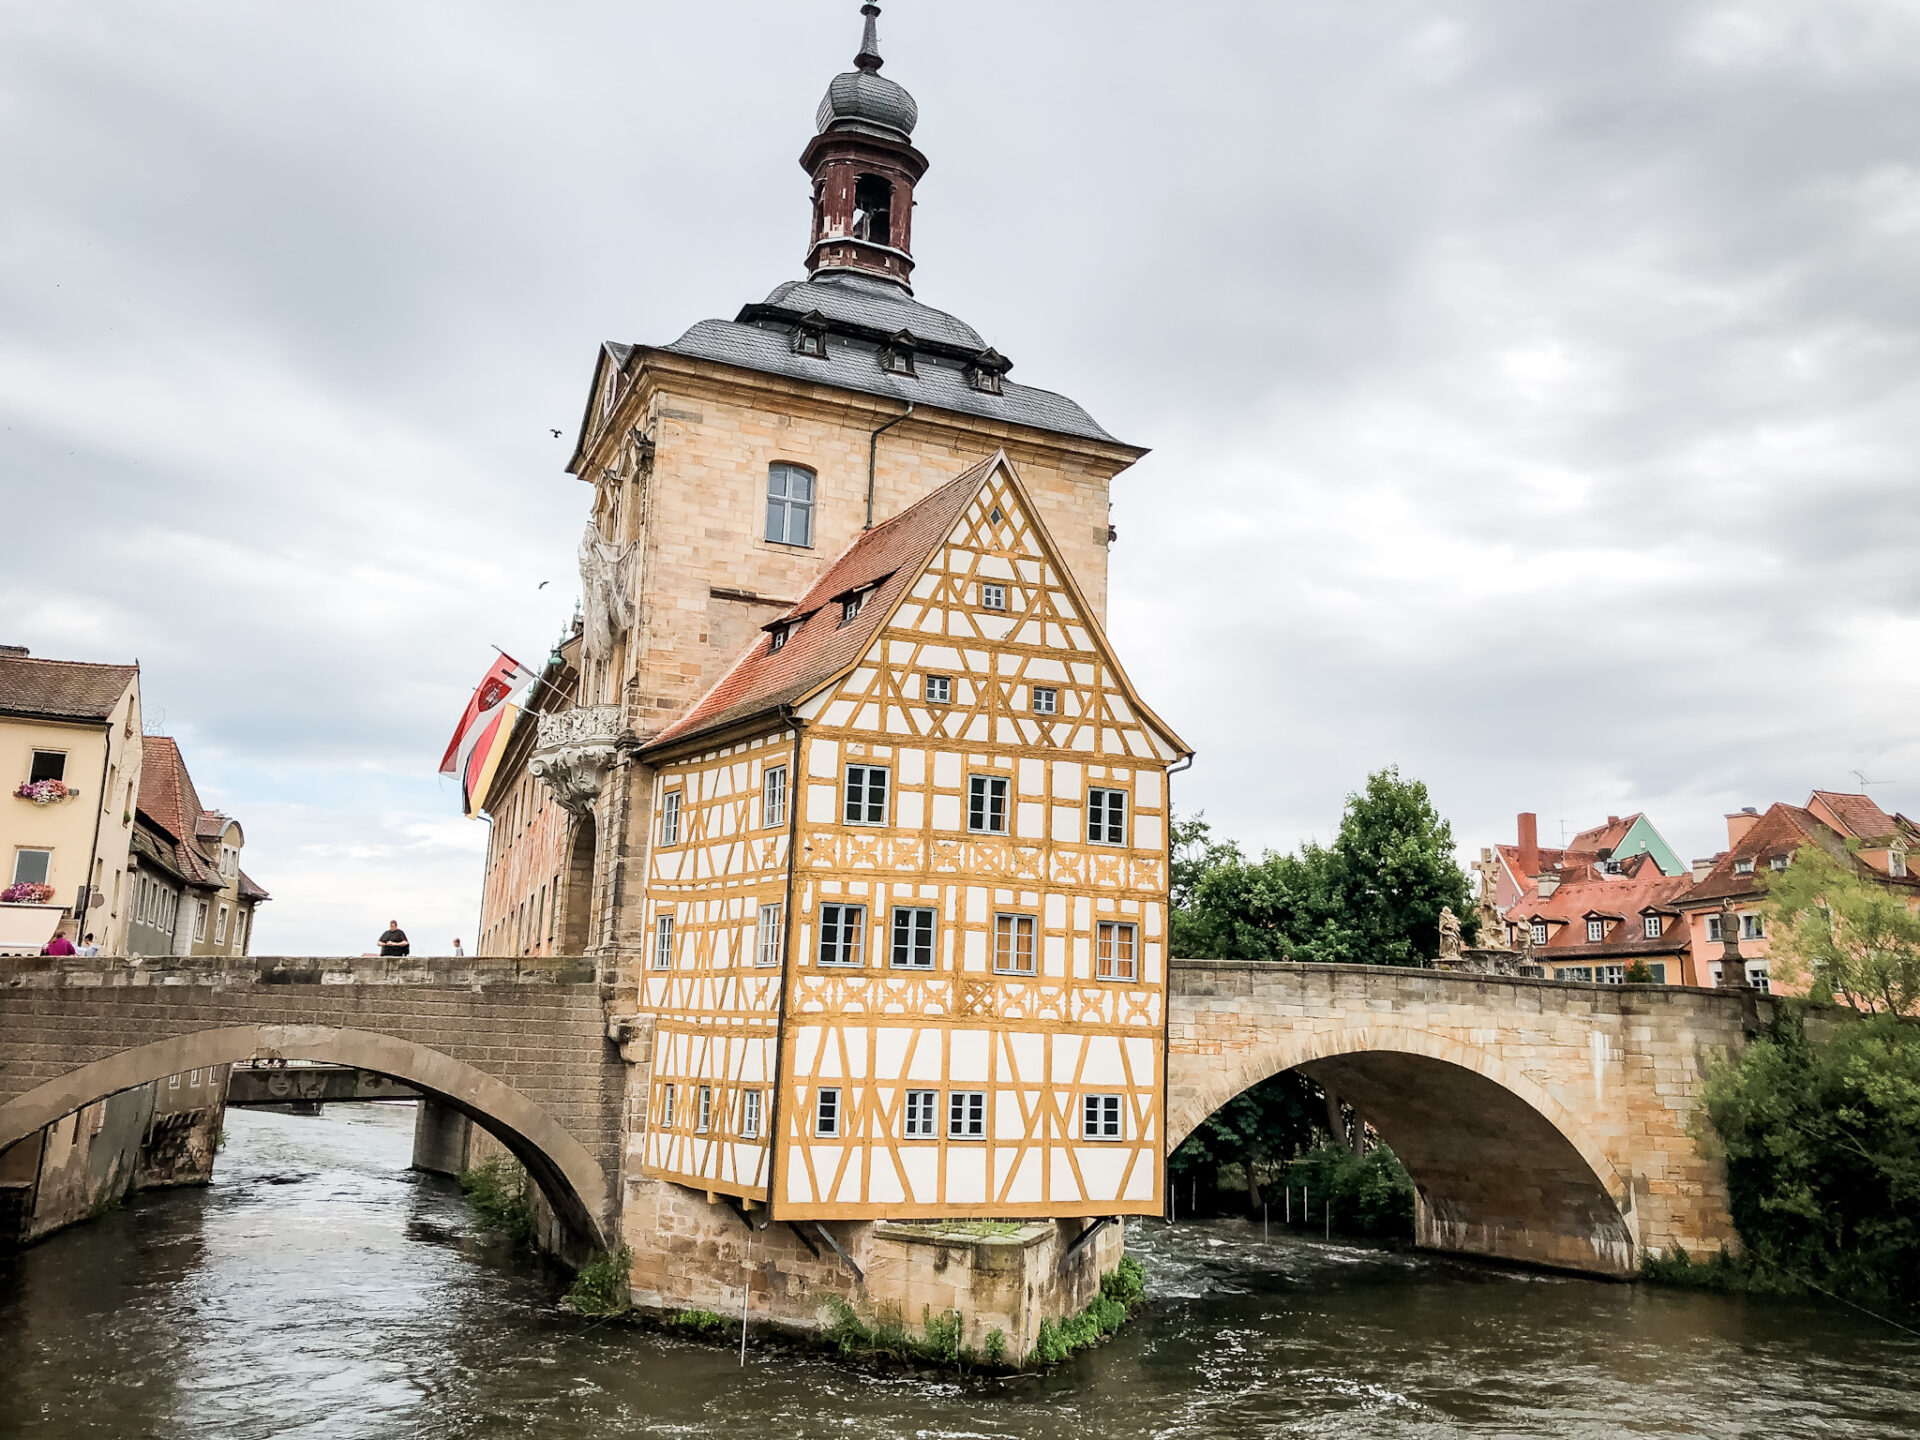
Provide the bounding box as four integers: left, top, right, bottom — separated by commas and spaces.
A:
635, 453, 1188, 1220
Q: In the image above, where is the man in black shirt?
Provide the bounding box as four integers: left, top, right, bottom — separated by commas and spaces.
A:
377, 921, 410, 957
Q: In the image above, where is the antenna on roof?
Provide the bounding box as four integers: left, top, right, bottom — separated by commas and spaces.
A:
1851, 769, 1891, 788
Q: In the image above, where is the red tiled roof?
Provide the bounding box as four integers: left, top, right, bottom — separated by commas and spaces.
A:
0, 652, 138, 723
643, 456, 997, 753
1569, 814, 1640, 855
138, 736, 202, 842
1508, 868, 1697, 955
1683, 799, 1918, 905
1807, 790, 1897, 840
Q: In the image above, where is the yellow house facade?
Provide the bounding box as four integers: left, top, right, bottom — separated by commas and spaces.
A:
635, 455, 1186, 1221
0, 647, 142, 953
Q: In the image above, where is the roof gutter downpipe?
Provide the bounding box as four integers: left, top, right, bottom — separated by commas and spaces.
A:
864, 403, 914, 530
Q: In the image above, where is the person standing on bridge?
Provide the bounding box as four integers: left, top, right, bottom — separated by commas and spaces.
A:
452, 938, 464, 957
377, 920, 410, 957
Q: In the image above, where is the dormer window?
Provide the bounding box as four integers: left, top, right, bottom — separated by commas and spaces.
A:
1531, 921, 1548, 946
840, 591, 866, 625
879, 329, 916, 376
1770, 855, 1789, 872
1587, 918, 1605, 943
1892, 847, 1910, 879
769, 625, 791, 653
965, 347, 1009, 395
1734, 858, 1755, 875
1644, 915, 1663, 939
791, 317, 829, 359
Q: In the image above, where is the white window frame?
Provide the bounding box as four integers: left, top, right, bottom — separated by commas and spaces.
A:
890, 906, 936, 969
948, 1090, 987, 1140
28, 749, 67, 784
1096, 921, 1137, 981
660, 790, 682, 846
840, 593, 864, 625
979, 583, 1007, 611
653, 914, 675, 970
755, 903, 784, 967
740, 1089, 763, 1139
762, 766, 788, 829
814, 1087, 841, 1137
216, 904, 230, 943
844, 765, 889, 825
968, 775, 1008, 834
817, 903, 866, 967
1600, 965, 1626, 985
924, 674, 951, 705
1032, 687, 1057, 715
1707, 914, 1723, 942
1530, 921, 1547, 946
11, 848, 52, 887
1734, 858, 1754, 875
659, 1083, 676, 1130
1586, 918, 1605, 943
1740, 912, 1765, 941
994, 913, 1037, 975
1082, 1093, 1123, 1141
1643, 915, 1662, 939
1088, 787, 1127, 846
193, 901, 208, 942
1892, 849, 1909, 879
903, 1089, 938, 1139
1747, 962, 1770, 993
696, 1085, 712, 1134
766, 462, 815, 548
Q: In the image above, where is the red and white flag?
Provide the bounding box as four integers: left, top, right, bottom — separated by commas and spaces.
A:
440, 653, 538, 816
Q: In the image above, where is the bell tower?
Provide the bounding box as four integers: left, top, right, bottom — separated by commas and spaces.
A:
801, 4, 928, 292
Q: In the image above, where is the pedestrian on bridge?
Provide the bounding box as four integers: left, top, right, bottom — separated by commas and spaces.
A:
377, 921, 411, 957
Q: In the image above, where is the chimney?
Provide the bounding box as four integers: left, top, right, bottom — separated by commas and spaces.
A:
1517, 812, 1539, 877
1537, 869, 1560, 898
1726, 806, 1761, 848
0, 644, 28, 657
1607, 815, 1620, 828
1691, 858, 1715, 883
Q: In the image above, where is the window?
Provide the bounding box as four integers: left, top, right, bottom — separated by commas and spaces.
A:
1032, 687, 1057, 715
1559, 966, 1594, 983
1600, 965, 1626, 985
1647, 963, 1667, 984
891, 906, 936, 968
844, 765, 889, 825
1748, 963, 1770, 994
792, 324, 827, 359
969, 775, 1008, 834
903, 1090, 938, 1138
769, 625, 789, 653
236, 910, 250, 953
1586, 918, 1605, 943
740, 1089, 763, 1139
28, 750, 65, 783
169, 1073, 182, 1090
994, 913, 1037, 975
660, 791, 681, 845
814, 1087, 841, 1137
11, 849, 51, 887
653, 914, 674, 970
980, 583, 1007, 611
1770, 855, 1789, 872
762, 766, 788, 828
216, 905, 230, 943
1740, 912, 1765, 941
1097, 921, 1137, 981
1893, 850, 1910, 879
659, 1083, 676, 1130
766, 463, 815, 547
852, 173, 893, 244
1088, 788, 1127, 846
1734, 858, 1755, 875
924, 674, 951, 705
818, 903, 866, 966
696, 1086, 712, 1134
193, 902, 208, 942
756, 903, 784, 967
1643, 915, 1663, 939
1706, 915, 1723, 942
840, 592, 865, 625
948, 1090, 986, 1140
1530, 921, 1548, 946
1083, 1094, 1123, 1141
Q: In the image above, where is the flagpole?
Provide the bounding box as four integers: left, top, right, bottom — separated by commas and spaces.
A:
490, 643, 573, 713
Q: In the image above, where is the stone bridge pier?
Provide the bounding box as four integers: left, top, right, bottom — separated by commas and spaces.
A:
1167, 961, 1766, 1275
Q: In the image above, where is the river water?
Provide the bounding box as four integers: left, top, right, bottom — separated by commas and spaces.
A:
2, 1104, 1915, 1439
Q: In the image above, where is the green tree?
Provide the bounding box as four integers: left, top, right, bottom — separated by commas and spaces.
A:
1168, 1070, 1328, 1206
1764, 842, 1920, 1016
1699, 1006, 1920, 1317
1322, 767, 1475, 965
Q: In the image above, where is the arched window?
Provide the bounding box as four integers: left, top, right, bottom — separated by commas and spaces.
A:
766, 463, 815, 547
852, 174, 892, 245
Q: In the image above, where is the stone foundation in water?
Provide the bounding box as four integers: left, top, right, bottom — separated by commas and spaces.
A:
620, 1174, 1125, 1364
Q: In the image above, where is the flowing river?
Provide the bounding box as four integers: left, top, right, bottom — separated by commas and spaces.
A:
2, 1104, 1915, 1439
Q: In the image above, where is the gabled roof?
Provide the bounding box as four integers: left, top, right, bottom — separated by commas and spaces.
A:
644, 458, 995, 752
1807, 790, 1899, 841
1685, 799, 1919, 904
1509, 867, 1696, 957
0, 652, 138, 724
138, 736, 204, 843
643, 451, 1190, 762
1569, 814, 1641, 855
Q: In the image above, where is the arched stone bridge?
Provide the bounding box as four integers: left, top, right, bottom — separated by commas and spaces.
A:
0, 955, 1761, 1277
1168, 960, 1766, 1274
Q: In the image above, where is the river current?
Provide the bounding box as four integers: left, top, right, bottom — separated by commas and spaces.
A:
2, 1104, 1915, 1439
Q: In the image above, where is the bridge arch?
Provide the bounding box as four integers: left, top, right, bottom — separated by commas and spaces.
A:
0, 1024, 612, 1255
1168, 1020, 1638, 1274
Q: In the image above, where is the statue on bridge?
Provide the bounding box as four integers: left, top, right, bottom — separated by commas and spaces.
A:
1437, 905, 1464, 960
1472, 848, 1509, 950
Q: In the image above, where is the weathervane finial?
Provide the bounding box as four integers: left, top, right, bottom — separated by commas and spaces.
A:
855, 3, 884, 74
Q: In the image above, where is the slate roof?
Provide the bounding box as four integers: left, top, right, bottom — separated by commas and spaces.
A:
757, 274, 984, 350
0, 652, 138, 723
644, 457, 994, 753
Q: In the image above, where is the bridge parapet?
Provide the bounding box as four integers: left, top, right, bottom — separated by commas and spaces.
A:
0, 953, 602, 990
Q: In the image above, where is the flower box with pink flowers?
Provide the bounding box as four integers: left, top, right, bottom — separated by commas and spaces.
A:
14, 779, 75, 805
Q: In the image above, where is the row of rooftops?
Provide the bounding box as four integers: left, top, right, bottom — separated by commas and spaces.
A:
1491, 792, 1916, 961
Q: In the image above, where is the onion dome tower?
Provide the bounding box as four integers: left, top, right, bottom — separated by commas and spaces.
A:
802, 4, 929, 292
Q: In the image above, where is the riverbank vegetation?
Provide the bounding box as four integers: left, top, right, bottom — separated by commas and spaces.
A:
565, 1247, 633, 1316
458, 1154, 538, 1249
1650, 847, 1920, 1322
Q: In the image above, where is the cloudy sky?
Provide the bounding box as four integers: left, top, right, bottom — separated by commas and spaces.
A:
5, 1, 1917, 954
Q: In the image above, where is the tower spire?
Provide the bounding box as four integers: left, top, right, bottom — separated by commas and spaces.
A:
855, 4, 884, 74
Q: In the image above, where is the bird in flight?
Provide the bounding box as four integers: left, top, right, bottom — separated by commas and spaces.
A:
549, 428, 563, 438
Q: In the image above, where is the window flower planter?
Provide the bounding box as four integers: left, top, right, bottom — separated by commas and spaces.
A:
1, 882, 56, 904
14, 780, 75, 805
